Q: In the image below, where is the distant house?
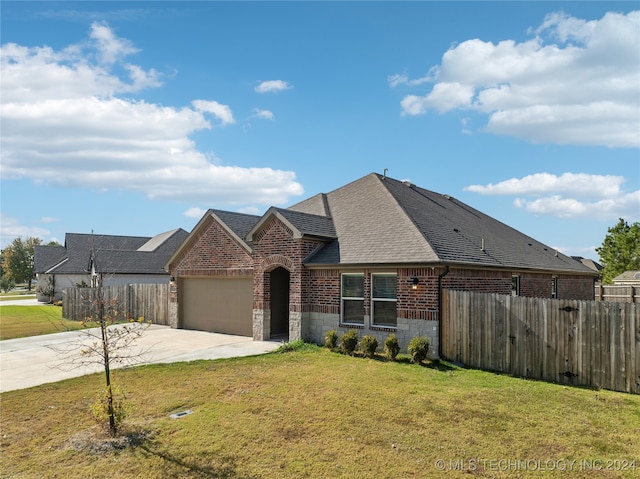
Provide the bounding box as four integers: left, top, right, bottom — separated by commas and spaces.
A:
572, 256, 603, 274
166, 173, 598, 356
34, 229, 188, 302
612, 271, 640, 286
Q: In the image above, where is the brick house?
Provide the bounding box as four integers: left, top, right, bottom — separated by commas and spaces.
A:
166, 173, 598, 356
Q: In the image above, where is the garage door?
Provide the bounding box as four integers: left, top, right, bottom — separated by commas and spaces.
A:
181, 277, 253, 336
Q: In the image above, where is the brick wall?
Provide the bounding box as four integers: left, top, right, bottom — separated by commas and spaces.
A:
558, 274, 595, 300
167, 216, 253, 325
250, 216, 324, 340
444, 268, 594, 300
170, 217, 253, 278
168, 212, 595, 339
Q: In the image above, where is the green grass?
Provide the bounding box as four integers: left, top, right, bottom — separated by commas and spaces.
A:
0, 305, 89, 340
1, 347, 638, 478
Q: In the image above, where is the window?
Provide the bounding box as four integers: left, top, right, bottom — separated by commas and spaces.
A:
341, 273, 364, 324
372, 273, 397, 327
512, 275, 520, 296
551, 276, 558, 299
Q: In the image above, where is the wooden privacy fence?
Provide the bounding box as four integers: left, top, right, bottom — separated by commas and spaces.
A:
441, 290, 640, 394
63, 284, 170, 326
595, 284, 639, 303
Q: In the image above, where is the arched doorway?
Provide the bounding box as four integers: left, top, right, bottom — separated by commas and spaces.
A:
270, 267, 290, 340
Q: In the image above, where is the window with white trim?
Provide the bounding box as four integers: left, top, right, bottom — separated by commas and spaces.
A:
512, 275, 520, 296
371, 273, 397, 327
551, 276, 558, 299
341, 273, 364, 325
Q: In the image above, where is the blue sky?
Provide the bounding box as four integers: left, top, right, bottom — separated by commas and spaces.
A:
1, 1, 638, 261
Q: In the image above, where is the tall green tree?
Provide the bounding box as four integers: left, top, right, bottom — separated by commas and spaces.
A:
596, 219, 640, 284
1, 237, 42, 290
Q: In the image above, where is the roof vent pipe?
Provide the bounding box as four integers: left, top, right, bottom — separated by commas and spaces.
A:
481, 238, 485, 251
383, 168, 388, 179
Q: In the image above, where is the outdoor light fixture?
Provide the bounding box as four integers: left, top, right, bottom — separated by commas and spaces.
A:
410, 277, 419, 290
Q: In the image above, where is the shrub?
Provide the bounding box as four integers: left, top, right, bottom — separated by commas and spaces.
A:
90, 384, 129, 435
324, 330, 338, 350
339, 329, 359, 355
0, 277, 15, 293
408, 336, 430, 364
360, 335, 378, 358
384, 333, 400, 361
274, 339, 306, 353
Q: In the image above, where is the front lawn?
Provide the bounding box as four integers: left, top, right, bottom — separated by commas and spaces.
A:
0, 305, 88, 340
1, 346, 638, 478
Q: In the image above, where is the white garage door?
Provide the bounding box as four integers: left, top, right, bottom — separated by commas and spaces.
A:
181, 277, 253, 336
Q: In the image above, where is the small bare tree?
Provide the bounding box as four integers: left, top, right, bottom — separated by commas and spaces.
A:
52, 235, 150, 436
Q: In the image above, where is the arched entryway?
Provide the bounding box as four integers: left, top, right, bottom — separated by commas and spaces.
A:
270, 267, 290, 340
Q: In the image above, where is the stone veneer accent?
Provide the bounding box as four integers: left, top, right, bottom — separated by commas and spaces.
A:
253, 308, 268, 341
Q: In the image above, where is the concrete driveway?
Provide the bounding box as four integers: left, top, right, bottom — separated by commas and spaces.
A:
0, 325, 281, 393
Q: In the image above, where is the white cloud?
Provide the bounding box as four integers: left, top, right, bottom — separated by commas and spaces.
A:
388, 71, 434, 88
192, 99, 235, 125
89, 20, 138, 65
392, 10, 640, 148
467, 173, 639, 221
0, 23, 303, 206
184, 207, 207, 219
237, 206, 261, 215
0, 215, 51, 248
465, 173, 625, 198
255, 80, 292, 93
513, 191, 640, 220
251, 108, 274, 120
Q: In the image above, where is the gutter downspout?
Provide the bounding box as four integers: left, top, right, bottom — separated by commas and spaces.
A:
437, 265, 450, 360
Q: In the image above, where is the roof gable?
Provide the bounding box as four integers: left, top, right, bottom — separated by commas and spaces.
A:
165, 210, 260, 271
34, 245, 67, 274
246, 207, 336, 242
294, 173, 439, 264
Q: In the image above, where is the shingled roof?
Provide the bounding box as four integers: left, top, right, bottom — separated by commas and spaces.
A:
245, 207, 336, 242
289, 173, 596, 274
35, 229, 188, 276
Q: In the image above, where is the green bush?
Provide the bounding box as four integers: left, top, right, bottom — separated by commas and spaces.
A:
274, 339, 306, 353
408, 336, 430, 364
324, 330, 338, 350
339, 329, 359, 355
360, 335, 378, 358
90, 384, 129, 435
0, 277, 15, 293
384, 333, 400, 361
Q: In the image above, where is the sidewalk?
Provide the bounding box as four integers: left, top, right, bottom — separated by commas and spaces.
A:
0, 297, 42, 306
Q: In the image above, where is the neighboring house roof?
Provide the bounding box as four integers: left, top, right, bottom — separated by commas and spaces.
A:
571, 256, 603, 272
34, 245, 68, 274
612, 271, 640, 283
35, 229, 188, 276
